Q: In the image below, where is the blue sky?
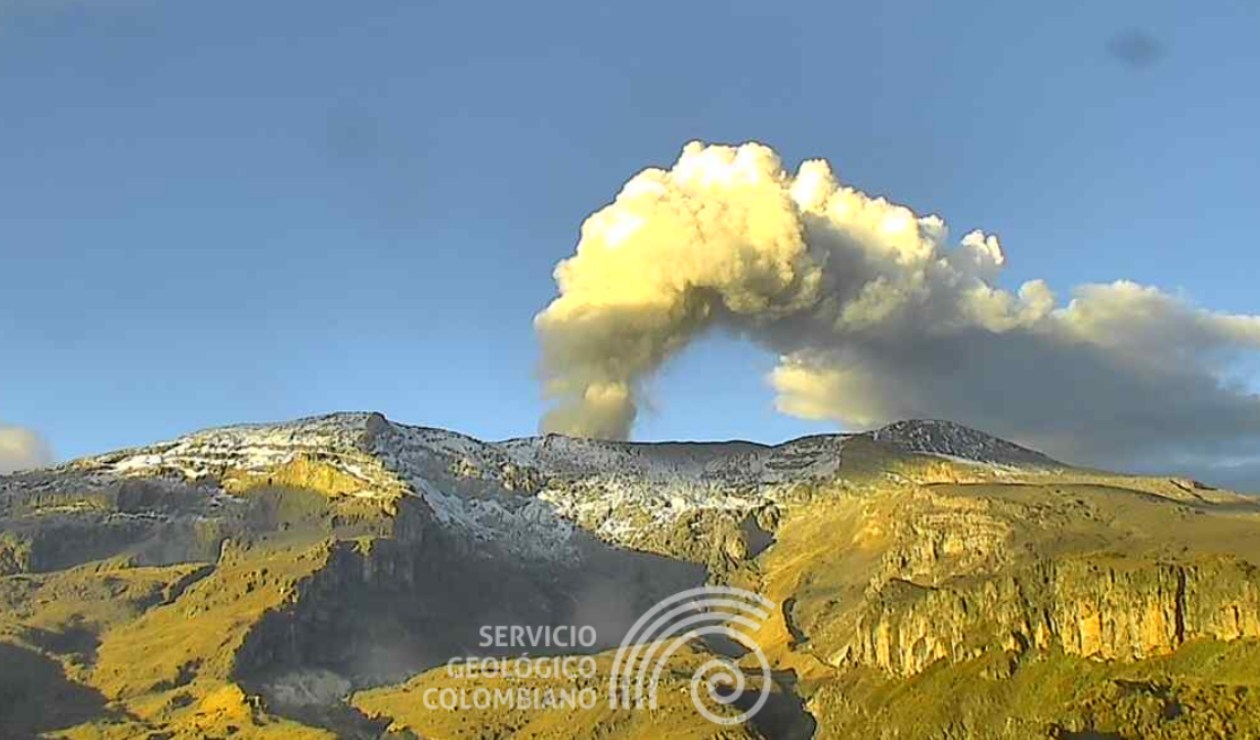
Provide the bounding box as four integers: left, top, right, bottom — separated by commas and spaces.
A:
1, 0, 1258, 462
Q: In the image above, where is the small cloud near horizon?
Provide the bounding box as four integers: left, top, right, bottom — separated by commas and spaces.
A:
0, 424, 53, 474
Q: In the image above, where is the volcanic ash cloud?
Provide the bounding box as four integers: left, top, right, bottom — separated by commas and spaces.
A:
0, 424, 53, 474
535, 141, 1260, 475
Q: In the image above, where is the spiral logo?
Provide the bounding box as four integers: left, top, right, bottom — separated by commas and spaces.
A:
608, 586, 775, 726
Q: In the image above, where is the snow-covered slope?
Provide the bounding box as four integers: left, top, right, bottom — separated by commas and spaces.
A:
361, 415, 848, 555
88, 413, 385, 488
870, 419, 1059, 468
5, 413, 1060, 564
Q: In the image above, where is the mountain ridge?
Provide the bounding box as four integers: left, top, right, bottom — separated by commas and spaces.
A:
4, 412, 1260, 739
53, 411, 1065, 474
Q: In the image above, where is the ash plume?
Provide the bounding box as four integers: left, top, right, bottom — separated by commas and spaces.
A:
0, 423, 52, 474
535, 142, 1260, 479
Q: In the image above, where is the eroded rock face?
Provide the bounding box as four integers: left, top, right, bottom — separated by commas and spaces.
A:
231, 499, 706, 695
843, 557, 1260, 676
828, 480, 1260, 678
871, 492, 1017, 587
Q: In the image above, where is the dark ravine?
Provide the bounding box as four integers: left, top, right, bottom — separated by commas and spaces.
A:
230, 493, 711, 735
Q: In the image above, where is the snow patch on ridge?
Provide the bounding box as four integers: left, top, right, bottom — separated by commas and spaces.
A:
870, 419, 1059, 468
85, 413, 382, 487
30, 414, 1057, 561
